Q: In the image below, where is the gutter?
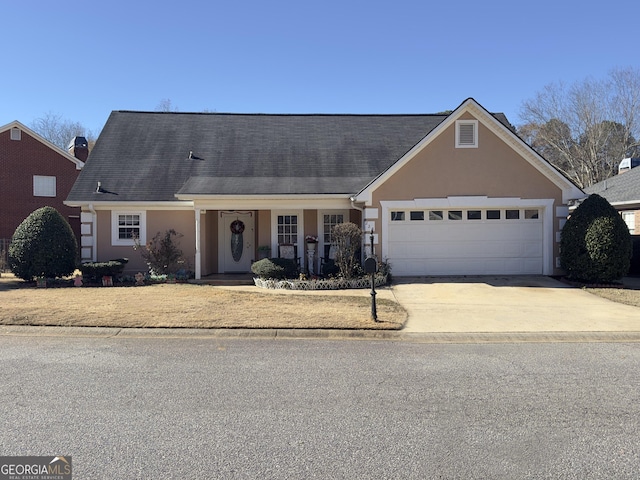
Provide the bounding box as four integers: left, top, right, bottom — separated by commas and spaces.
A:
350, 196, 368, 260
349, 195, 364, 213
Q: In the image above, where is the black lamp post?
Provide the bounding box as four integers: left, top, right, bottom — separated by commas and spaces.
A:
363, 229, 378, 322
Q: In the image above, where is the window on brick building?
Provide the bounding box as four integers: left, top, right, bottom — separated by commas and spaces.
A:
33, 175, 56, 197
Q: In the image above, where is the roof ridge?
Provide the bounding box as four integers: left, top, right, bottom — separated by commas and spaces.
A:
112, 110, 451, 118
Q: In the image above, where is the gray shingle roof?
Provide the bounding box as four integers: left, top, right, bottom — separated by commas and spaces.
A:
584, 167, 640, 204
67, 110, 512, 202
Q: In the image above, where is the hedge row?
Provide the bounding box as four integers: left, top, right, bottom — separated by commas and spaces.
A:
80, 258, 129, 282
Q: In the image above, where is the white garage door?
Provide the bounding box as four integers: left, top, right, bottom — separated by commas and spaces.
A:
386, 207, 543, 276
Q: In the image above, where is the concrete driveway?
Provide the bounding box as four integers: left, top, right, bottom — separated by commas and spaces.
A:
392, 276, 640, 333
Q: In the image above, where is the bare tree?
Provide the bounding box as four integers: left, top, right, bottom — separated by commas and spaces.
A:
332, 222, 363, 279
156, 99, 179, 112
519, 67, 640, 188
30, 112, 95, 151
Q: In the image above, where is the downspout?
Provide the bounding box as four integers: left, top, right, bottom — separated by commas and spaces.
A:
350, 196, 364, 214
194, 208, 201, 280
350, 195, 365, 230
350, 196, 366, 259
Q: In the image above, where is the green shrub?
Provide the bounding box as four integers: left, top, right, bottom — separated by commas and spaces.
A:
9, 206, 78, 281
251, 258, 299, 279
80, 259, 129, 283
321, 259, 339, 277
560, 194, 632, 283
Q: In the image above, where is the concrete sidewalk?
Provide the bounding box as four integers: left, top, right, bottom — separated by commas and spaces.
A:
393, 276, 640, 333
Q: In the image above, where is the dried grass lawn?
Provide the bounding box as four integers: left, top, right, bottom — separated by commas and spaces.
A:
0, 274, 406, 330
585, 287, 640, 308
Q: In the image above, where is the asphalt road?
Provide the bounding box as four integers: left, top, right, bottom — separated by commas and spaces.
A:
1, 336, 639, 479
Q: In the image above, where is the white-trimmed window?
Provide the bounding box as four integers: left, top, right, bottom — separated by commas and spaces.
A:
622, 211, 636, 234
277, 214, 298, 244
33, 175, 56, 197
10, 127, 21, 141
455, 120, 478, 148
111, 211, 146, 246
322, 213, 345, 243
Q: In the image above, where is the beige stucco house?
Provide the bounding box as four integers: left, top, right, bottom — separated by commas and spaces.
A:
65, 98, 584, 278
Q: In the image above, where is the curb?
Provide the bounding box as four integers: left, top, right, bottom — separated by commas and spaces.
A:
2, 325, 640, 343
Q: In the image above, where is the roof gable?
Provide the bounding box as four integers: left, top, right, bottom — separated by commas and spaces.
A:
0, 120, 84, 170
354, 98, 584, 204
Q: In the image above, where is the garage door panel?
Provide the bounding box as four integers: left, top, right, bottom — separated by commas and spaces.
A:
522, 241, 543, 257
390, 239, 539, 259
392, 259, 429, 276
523, 258, 543, 273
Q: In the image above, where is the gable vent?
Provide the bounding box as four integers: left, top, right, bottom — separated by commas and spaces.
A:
10, 127, 21, 141
455, 120, 478, 148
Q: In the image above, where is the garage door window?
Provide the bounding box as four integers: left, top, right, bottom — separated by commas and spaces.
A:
506, 210, 520, 220
467, 210, 481, 220
391, 211, 405, 221
487, 210, 501, 220
525, 209, 539, 219
448, 211, 463, 221
410, 211, 424, 221
429, 211, 443, 221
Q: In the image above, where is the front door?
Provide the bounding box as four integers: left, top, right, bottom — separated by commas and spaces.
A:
219, 212, 254, 273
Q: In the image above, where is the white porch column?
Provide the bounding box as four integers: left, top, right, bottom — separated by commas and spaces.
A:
195, 208, 201, 280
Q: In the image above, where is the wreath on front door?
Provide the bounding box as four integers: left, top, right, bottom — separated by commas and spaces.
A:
230, 220, 245, 234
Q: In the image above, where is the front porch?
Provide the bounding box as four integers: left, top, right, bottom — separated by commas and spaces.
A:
194, 206, 362, 279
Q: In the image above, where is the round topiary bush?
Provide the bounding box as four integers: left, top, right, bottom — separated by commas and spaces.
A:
251, 258, 299, 280
560, 194, 632, 283
9, 206, 78, 281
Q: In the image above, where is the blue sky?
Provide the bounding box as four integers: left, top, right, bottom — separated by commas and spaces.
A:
2, 0, 637, 136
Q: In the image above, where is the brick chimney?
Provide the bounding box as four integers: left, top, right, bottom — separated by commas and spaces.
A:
68, 136, 89, 162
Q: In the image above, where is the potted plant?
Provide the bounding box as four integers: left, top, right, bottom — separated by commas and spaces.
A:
305, 235, 318, 251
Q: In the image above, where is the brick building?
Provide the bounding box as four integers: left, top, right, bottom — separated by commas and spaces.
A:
0, 121, 86, 256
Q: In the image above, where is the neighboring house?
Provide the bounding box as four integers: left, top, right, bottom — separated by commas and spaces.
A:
0, 121, 86, 251
65, 98, 584, 278
584, 159, 640, 234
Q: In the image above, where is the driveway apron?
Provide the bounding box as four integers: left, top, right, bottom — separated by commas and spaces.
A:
392, 276, 640, 333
